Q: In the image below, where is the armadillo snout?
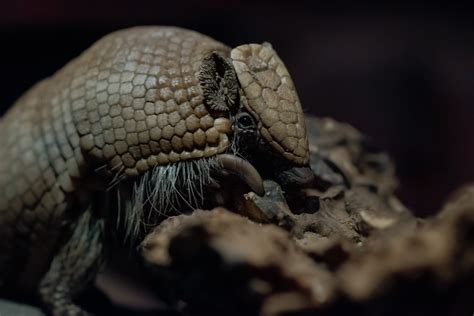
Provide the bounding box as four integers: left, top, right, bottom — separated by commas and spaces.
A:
277, 166, 315, 188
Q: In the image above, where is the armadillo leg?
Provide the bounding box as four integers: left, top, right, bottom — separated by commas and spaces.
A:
38, 209, 104, 316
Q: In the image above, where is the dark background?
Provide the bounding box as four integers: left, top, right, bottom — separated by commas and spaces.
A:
0, 1, 473, 216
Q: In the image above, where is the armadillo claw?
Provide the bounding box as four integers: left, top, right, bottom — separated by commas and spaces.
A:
216, 154, 265, 196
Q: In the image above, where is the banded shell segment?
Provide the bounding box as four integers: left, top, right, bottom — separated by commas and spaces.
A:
71, 27, 233, 177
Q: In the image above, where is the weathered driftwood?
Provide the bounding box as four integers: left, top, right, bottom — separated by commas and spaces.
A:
140, 117, 474, 316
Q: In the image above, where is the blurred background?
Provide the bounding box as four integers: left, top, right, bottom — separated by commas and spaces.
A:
0, 1, 473, 216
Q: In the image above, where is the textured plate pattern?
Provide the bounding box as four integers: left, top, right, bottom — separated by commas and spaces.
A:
68, 27, 232, 177
231, 44, 309, 165
0, 26, 231, 292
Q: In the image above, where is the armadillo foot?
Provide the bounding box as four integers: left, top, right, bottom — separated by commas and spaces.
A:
47, 304, 90, 316
38, 209, 104, 316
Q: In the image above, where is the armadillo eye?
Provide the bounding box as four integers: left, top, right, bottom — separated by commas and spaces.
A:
237, 113, 255, 128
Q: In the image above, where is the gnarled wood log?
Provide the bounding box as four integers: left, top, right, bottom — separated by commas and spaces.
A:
140, 117, 474, 316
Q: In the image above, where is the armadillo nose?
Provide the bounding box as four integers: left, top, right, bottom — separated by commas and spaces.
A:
278, 166, 315, 188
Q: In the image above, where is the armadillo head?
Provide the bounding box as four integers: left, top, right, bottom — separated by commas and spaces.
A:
199, 45, 313, 191
230, 43, 309, 164
227, 43, 313, 188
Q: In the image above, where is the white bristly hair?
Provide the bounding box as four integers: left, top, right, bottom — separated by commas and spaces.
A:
117, 156, 220, 242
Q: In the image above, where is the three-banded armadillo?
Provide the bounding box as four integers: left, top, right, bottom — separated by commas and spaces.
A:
0, 26, 312, 315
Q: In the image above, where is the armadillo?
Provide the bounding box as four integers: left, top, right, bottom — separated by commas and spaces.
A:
0, 26, 312, 315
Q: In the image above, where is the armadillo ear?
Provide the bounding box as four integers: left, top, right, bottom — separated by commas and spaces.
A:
199, 52, 239, 113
